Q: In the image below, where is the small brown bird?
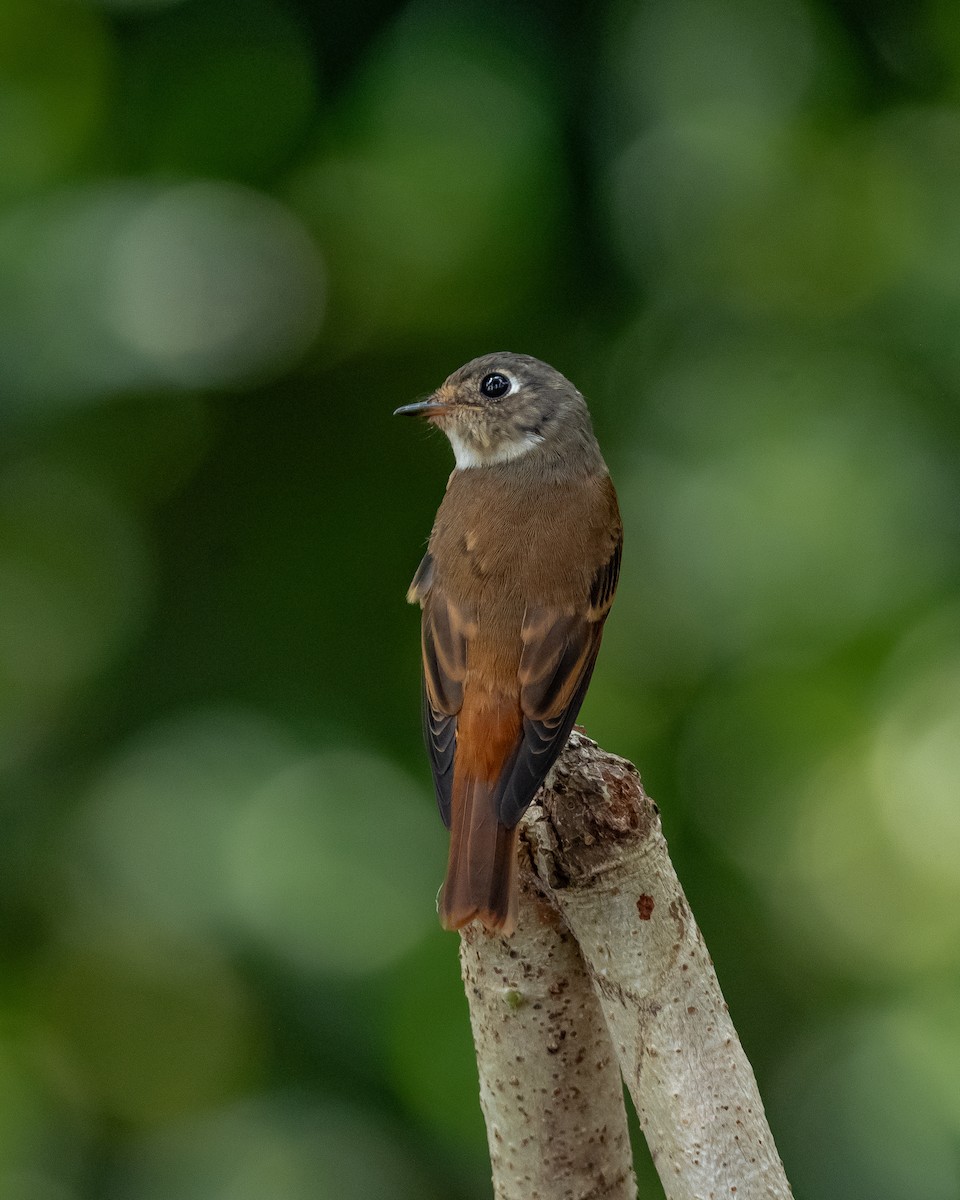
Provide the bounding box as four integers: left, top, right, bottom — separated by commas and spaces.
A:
396, 353, 621, 934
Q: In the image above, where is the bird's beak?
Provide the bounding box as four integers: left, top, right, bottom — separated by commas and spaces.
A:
393, 393, 447, 418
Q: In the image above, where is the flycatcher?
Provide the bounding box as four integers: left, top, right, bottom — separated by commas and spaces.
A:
396, 353, 621, 934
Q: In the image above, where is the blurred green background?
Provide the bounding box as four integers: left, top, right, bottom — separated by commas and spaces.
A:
2, 0, 960, 1196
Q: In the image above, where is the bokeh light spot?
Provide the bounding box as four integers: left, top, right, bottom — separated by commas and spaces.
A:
0, 0, 111, 199
611, 0, 820, 126
0, 182, 324, 407
871, 607, 960, 891
110, 1096, 443, 1200
35, 931, 260, 1125
773, 1007, 960, 1200
384, 936, 488, 1147
0, 460, 149, 769
226, 750, 444, 975
290, 2, 562, 347
0, 1038, 77, 1188
615, 335, 957, 671
107, 182, 324, 387
73, 709, 301, 935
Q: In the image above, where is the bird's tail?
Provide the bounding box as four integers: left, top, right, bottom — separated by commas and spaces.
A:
440, 771, 520, 935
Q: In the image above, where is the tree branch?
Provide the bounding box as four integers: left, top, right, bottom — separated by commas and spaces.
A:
460, 863, 637, 1199
461, 731, 794, 1200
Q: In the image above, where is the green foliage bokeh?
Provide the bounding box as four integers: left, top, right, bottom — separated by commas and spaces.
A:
2, 1, 960, 1197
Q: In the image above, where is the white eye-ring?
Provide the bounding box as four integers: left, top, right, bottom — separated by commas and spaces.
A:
479, 371, 519, 400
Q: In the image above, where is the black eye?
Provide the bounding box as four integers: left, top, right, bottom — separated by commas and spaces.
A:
480, 372, 511, 399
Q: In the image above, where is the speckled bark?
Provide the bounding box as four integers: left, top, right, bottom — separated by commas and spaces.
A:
460, 865, 637, 1200
520, 731, 794, 1200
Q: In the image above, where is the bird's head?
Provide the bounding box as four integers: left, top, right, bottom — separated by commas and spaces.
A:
395, 352, 597, 470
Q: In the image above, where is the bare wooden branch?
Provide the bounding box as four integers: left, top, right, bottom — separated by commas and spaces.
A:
460, 861, 637, 1200
517, 731, 794, 1200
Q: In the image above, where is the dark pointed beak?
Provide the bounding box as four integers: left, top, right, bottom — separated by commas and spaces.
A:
393, 396, 446, 418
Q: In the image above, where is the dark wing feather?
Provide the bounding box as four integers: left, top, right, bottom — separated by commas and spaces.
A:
588, 533, 622, 617
496, 622, 602, 825
495, 529, 623, 826
407, 551, 435, 604
417, 570, 474, 829
421, 670, 456, 827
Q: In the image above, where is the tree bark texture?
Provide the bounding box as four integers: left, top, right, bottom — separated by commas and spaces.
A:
460, 863, 637, 1200
461, 731, 794, 1200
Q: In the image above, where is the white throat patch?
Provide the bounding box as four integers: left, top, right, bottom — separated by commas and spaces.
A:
448, 430, 544, 470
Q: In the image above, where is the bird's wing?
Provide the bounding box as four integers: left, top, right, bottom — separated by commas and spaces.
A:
496, 528, 622, 826
410, 553, 474, 829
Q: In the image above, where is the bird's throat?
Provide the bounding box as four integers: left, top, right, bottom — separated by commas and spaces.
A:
446, 429, 545, 470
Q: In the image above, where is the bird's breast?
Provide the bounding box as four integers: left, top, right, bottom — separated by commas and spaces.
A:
429, 464, 615, 613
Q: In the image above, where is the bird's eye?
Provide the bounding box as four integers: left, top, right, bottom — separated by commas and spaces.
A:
480, 372, 511, 399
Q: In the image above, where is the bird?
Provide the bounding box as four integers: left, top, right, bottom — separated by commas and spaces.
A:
395, 353, 621, 935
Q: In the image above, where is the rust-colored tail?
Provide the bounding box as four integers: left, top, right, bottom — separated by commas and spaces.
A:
440, 772, 520, 935
441, 692, 522, 934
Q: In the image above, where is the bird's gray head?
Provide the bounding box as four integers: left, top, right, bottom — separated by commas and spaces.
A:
394, 352, 601, 471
